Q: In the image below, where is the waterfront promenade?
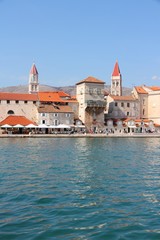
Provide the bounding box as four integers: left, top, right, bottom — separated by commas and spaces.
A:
1, 132, 160, 138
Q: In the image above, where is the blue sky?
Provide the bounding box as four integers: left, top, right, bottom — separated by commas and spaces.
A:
0, 0, 160, 88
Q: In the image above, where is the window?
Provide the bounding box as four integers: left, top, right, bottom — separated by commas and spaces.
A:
42, 120, 46, 124
127, 103, 130, 107
143, 109, 145, 115
53, 113, 58, 117
7, 100, 10, 104
33, 101, 36, 104
24, 101, 28, 104
41, 113, 46, 117
115, 102, 118, 107
7, 110, 14, 115
54, 119, 59, 126
143, 98, 145, 105
127, 112, 129, 116
15, 100, 19, 104
121, 102, 124, 107
66, 113, 70, 117
116, 82, 119, 86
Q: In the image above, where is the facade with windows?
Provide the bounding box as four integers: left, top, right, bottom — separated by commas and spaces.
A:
105, 95, 138, 122
38, 105, 74, 126
0, 92, 38, 123
76, 76, 106, 131
133, 85, 160, 124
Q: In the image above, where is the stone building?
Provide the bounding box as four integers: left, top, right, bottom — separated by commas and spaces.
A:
0, 92, 38, 123
133, 85, 160, 124
105, 61, 138, 122
76, 76, 106, 131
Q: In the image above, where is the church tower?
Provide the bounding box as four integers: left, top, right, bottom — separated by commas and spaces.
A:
111, 61, 122, 96
28, 63, 39, 94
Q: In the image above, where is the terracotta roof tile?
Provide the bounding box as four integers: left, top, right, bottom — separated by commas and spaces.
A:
135, 86, 148, 94
149, 86, 160, 91
76, 76, 105, 85
38, 92, 65, 102
110, 95, 135, 101
0, 92, 38, 101
38, 105, 73, 113
0, 116, 37, 126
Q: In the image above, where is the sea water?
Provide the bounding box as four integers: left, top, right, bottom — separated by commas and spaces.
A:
0, 137, 160, 239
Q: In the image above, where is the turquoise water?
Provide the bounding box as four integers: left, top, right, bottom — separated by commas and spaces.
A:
0, 138, 160, 239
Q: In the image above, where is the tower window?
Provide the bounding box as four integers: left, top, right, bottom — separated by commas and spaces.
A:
7, 110, 14, 115
143, 109, 145, 115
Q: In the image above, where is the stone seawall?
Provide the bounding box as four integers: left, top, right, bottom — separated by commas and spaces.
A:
0, 133, 160, 138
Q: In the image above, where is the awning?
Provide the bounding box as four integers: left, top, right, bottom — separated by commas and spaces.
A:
37, 124, 49, 128
56, 124, 71, 129
13, 124, 24, 128
1, 124, 12, 128
25, 124, 38, 128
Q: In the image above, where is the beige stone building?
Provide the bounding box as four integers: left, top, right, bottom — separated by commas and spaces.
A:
105, 95, 138, 122
0, 92, 38, 123
76, 76, 106, 132
133, 85, 160, 124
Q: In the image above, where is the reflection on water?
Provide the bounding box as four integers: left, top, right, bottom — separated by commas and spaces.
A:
0, 138, 160, 239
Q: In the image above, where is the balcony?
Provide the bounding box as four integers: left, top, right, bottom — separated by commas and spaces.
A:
86, 100, 106, 108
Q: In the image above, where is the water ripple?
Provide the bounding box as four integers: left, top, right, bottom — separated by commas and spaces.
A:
0, 138, 160, 239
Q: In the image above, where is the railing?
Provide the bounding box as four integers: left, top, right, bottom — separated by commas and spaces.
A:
86, 100, 106, 108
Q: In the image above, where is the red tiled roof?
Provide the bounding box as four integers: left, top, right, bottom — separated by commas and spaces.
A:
0, 116, 37, 126
149, 86, 160, 91
38, 92, 65, 102
135, 86, 148, 94
112, 61, 121, 76
110, 95, 135, 101
30, 64, 38, 75
0, 92, 38, 101
38, 105, 73, 113
58, 91, 70, 97
76, 76, 105, 85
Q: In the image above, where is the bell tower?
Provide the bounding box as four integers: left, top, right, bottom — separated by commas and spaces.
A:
111, 61, 122, 96
28, 63, 39, 94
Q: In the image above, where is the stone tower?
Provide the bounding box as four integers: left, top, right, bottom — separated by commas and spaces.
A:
28, 63, 39, 94
111, 61, 122, 96
76, 76, 106, 131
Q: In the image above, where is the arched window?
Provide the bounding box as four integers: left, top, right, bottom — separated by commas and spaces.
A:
7, 110, 14, 115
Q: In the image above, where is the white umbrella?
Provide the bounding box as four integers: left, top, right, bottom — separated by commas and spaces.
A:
57, 124, 71, 129
13, 124, 24, 128
48, 125, 59, 128
37, 124, 48, 128
1, 124, 12, 128
25, 124, 38, 128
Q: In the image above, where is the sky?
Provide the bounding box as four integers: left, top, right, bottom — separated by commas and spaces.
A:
0, 0, 160, 88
